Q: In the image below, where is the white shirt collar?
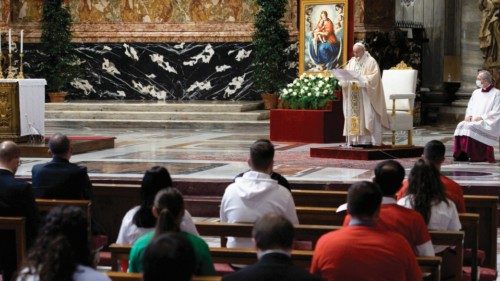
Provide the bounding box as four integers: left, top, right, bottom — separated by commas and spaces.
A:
257, 249, 291, 259
0, 166, 13, 173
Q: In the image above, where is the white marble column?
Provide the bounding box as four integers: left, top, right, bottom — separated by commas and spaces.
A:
453, 0, 483, 106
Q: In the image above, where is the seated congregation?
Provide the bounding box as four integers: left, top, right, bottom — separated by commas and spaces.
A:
0, 136, 497, 281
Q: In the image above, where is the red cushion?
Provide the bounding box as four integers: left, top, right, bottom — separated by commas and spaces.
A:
463, 248, 486, 266
98, 251, 111, 267
214, 263, 234, 275
462, 266, 497, 281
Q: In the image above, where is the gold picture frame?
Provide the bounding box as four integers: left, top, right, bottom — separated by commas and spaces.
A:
299, 0, 349, 75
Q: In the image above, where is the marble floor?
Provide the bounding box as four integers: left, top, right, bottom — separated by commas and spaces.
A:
16, 124, 500, 188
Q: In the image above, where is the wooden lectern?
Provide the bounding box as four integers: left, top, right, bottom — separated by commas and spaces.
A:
0, 79, 46, 142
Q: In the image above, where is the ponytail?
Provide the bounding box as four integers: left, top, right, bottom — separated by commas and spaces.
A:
155, 208, 180, 236
152, 188, 185, 237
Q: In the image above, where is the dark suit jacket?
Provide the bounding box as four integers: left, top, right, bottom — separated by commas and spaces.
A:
222, 253, 323, 281
0, 169, 40, 281
31, 156, 92, 200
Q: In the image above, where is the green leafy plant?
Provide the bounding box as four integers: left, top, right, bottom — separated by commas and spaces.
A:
280, 73, 340, 109
252, 0, 290, 94
38, 0, 80, 93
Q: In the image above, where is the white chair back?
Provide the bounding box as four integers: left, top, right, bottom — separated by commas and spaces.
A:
382, 69, 418, 111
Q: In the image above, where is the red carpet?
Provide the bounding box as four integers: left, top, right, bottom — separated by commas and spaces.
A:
19, 136, 115, 157
310, 146, 424, 160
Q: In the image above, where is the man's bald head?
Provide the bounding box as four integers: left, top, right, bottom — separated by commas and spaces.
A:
48, 133, 71, 158
0, 141, 21, 172
0, 141, 20, 163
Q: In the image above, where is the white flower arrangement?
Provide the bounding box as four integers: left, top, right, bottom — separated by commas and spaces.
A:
279, 72, 340, 109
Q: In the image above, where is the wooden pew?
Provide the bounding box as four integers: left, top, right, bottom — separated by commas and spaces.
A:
460, 213, 479, 281
0, 217, 26, 268
195, 221, 339, 248
292, 189, 346, 208
35, 198, 92, 219
108, 244, 442, 281
106, 271, 221, 281
462, 195, 497, 268
89, 182, 495, 269
35, 199, 92, 235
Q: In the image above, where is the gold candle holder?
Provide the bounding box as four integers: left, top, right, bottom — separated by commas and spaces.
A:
16, 53, 24, 79
6, 53, 15, 79
0, 53, 4, 79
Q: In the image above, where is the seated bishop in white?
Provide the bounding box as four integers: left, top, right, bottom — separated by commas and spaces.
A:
453, 70, 500, 162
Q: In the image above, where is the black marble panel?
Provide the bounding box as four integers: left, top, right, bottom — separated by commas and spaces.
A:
23, 42, 298, 101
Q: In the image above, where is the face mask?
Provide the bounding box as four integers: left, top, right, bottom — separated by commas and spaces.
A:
476, 80, 483, 88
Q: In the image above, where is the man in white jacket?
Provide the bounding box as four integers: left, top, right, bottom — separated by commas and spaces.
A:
220, 139, 299, 248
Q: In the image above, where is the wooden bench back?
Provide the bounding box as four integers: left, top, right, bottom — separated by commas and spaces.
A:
35, 199, 92, 236
106, 271, 222, 281
459, 213, 479, 281
0, 216, 26, 268
195, 222, 339, 248
462, 195, 497, 268
108, 244, 442, 281
35, 198, 91, 220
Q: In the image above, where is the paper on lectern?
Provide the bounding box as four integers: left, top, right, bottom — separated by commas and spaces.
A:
330, 69, 360, 82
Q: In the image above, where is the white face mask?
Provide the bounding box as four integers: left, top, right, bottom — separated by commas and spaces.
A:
476, 80, 483, 88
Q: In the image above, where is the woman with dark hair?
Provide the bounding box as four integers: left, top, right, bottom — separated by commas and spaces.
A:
16, 206, 110, 281
397, 159, 461, 250
116, 166, 198, 244
143, 233, 197, 281
128, 188, 215, 275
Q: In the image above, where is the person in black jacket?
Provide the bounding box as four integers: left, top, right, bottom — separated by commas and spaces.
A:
222, 213, 323, 281
31, 133, 104, 235
0, 141, 39, 281
31, 133, 92, 200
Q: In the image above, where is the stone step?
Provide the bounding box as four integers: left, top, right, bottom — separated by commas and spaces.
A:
45, 101, 263, 113
46, 110, 269, 121
45, 119, 270, 130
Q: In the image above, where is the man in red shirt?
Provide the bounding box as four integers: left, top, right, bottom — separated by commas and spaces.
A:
397, 140, 465, 212
311, 181, 422, 281
343, 160, 434, 256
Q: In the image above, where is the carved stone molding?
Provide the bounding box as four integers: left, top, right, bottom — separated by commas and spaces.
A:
0, 0, 299, 43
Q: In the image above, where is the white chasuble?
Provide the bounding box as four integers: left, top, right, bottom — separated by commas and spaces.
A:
454, 87, 500, 146
341, 52, 389, 145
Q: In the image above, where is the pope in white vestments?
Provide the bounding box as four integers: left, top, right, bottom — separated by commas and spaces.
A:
341, 43, 389, 146
453, 70, 500, 162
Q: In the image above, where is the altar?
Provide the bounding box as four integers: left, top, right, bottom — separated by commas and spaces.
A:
0, 79, 46, 141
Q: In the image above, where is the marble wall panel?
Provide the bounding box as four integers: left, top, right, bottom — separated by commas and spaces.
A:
24, 41, 298, 100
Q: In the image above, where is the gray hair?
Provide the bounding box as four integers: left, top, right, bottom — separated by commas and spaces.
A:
478, 70, 493, 84
353, 42, 366, 50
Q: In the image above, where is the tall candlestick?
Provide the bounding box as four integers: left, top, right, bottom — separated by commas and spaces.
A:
8, 29, 11, 54
20, 30, 23, 53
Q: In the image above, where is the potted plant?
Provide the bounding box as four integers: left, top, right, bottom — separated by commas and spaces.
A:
252, 0, 290, 109
38, 0, 79, 102
280, 72, 340, 109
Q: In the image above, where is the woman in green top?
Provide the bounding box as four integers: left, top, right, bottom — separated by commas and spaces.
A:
128, 188, 215, 275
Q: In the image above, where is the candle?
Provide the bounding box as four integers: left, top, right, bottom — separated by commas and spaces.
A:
8, 29, 11, 54
20, 30, 23, 53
